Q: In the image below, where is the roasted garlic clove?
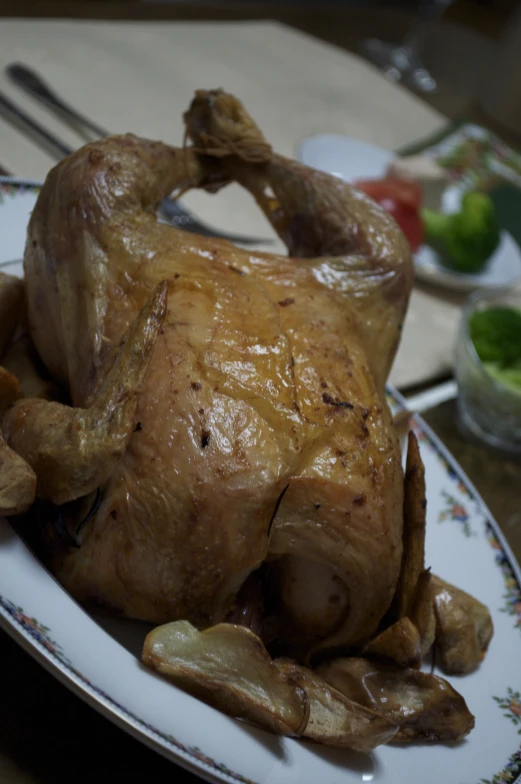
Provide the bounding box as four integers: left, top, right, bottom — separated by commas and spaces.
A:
431, 574, 493, 675
275, 659, 398, 751
362, 617, 422, 669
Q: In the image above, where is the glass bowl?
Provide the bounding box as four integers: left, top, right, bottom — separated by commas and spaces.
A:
455, 286, 521, 456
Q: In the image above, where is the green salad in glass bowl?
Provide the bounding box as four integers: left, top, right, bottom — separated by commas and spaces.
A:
455, 288, 521, 454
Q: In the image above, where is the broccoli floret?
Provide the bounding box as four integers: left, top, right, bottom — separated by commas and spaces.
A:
422, 191, 500, 273
469, 307, 521, 367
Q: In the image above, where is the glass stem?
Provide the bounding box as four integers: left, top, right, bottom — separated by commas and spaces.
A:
402, 0, 453, 61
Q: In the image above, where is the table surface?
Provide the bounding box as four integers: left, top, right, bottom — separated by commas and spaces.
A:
1, 7, 521, 784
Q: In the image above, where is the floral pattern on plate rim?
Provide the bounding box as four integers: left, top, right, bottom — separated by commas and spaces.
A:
486, 522, 521, 629
0, 593, 258, 784
438, 489, 474, 538
387, 390, 521, 784
0, 192, 519, 784
481, 691, 521, 784
0, 179, 41, 203
493, 689, 521, 733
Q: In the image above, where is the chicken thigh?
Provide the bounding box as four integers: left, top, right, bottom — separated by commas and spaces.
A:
4, 90, 413, 656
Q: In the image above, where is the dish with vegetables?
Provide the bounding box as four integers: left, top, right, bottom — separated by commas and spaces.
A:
297, 135, 521, 293
355, 162, 501, 274
470, 305, 521, 392
455, 289, 521, 453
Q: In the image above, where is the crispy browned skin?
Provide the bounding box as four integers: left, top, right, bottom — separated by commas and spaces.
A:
393, 431, 427, 621
12, 89, 413, 652
364, 432, 434, 667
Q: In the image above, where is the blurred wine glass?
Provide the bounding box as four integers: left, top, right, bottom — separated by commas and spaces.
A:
363, 0, 455, 93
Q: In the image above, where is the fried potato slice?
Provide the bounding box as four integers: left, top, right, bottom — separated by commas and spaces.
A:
431, 575, 493, 675
317, 657, 474, 743
411, 569, 436, 658
394, 431, 427, 620
143, 621, 309, 735
362, 617, 422, 669
275, 659, 398, 751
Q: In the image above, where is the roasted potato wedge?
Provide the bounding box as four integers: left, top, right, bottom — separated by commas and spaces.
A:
411, 569, 436, 658
143, 621, 309, 735
317, 657, 474, 743
432, 575, 493, 674
394, 431, 427, 620
362, 617, 422, 669
275, 659, 398, 751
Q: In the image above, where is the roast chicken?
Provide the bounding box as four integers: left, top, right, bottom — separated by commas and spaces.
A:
4, 90, 415, 657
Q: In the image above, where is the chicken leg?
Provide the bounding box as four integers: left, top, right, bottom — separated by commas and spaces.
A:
184, 89, 412, 390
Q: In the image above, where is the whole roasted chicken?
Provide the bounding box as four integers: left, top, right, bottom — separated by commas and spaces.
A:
3, 90, 412, 657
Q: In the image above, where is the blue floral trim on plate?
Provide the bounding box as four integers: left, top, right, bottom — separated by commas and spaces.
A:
0, 595, 258, 784
438, 489, 474, 538
388, 388, 521, 784
0, 178, 41, 203
481, 690, 521, 783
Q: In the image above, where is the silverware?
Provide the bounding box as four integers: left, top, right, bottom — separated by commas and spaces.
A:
2, 66, 271, 246
0, 91, 73, 159
7, 63, 109, 141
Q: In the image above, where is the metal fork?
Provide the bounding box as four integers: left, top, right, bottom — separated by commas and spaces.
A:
2, 64, 271, 245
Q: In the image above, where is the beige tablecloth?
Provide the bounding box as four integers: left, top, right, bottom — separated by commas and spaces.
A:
0, 19, 460, 389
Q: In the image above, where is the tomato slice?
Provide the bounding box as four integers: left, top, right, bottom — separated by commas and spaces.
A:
386, 201, 424, 253
354, 178, 424, 252
355, 177, 422, 211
